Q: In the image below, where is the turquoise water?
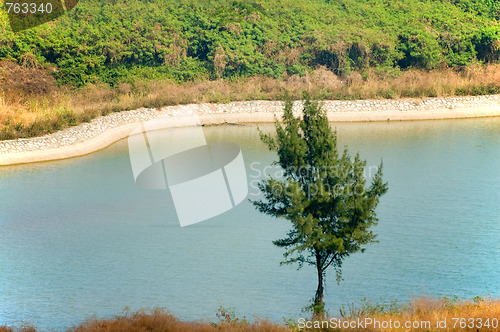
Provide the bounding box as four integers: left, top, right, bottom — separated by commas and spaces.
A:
0, 118, 499, 330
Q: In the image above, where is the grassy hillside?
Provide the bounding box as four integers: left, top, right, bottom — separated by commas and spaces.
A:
1, 0, 500, 86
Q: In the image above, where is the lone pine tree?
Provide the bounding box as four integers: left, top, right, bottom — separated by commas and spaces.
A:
253, 93, 388, 317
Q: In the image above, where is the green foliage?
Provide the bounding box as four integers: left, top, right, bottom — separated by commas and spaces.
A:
340, 297, 406, 318
443, 295, 461, 309
1, 0, 500, 87
456, 82, 500, 95
253, 93, 388, 317
359, 297, 403, 316
211, 306, 249, 328
474, 25, 500, 63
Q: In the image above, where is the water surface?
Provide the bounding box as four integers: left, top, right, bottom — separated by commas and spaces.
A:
0, 118, 499, 330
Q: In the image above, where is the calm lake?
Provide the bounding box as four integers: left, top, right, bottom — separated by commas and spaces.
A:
0, 118, 499, 331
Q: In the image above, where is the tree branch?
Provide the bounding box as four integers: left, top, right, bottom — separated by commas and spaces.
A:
321, 252, 338, 273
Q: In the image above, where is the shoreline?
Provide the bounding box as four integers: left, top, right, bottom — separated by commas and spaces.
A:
2, 95, 500, 166
2, 297, 500, 331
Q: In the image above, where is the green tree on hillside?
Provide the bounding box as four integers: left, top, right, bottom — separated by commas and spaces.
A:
253, 94, 388, 317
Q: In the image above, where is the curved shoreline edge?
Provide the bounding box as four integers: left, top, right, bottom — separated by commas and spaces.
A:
2, 96, 500, 166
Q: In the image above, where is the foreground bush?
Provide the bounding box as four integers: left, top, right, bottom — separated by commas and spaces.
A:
68, 309, 287, 332
326, 297, 500, 332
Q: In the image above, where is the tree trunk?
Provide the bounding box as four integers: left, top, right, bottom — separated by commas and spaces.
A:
313, 251, 325, 319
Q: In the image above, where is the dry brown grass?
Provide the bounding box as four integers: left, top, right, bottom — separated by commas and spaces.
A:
2, 60, 500, 140
0, 298, 499, 332
386, 297, 499, 332
0, 325, 37, 332
312, 297, 500, 331
67, 309, 288, 332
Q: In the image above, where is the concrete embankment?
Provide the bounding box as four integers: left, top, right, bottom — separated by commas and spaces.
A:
1, 94, 500, 165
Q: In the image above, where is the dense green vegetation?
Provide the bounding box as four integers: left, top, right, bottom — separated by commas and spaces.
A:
1, 0, 500, 88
